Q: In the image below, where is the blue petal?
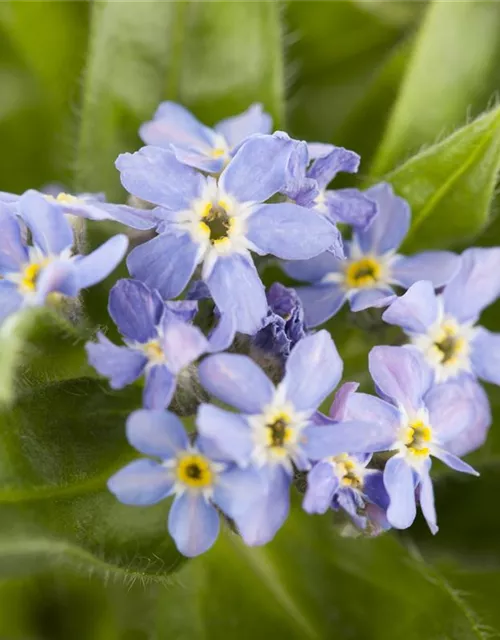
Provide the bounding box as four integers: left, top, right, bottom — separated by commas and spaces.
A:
418, 466, 438, 535
446, 377, 491, 457
19, 191, 73, 255
382, 281, 438, 334
391, 251, 460, 289
363, 470, 390, 511
164, 300, 199, 323
212, 465, 266, 519
234, 464, 291, 546
355, 183, 410, 255
168, 492, 220, 557
282, 251, 343, 284
143, 365, 176, 410
208, 309, 237, 353
215, 103, 272, 147
0, 204, 28, 274
33, 260, 79, 303
246, 203, 342, 260
443, 248, 500, 322
198, 353, 274, 413
301, 419, 395, 459
349, 287, 395, 312
369, 346, 432, 415
89, 202, 157, 230
302, 462, 339, 514
108, 459, 174, 505
343, 392, 401, 436
205, 253, 267, 335
220, 134, 294, 203
308, 146, 360, 189
470, 327, 500, 385
126, 409, 189, 458
127, 232, 199, 299
108, 279, 164, 343
296, 284, 346, 327
162, 320, 208, 373
282, 330, 342, 411
116, 146, 205, 209
383, 456, 416, 530
85, 333, 147, 388
74, 235, 128, 289
196, 403, 253, 467
424, 381, 477, 442
328, 381, 360, 421
324, 188, 377, 229
0, 281, 23, 322
432, 448, 479, 476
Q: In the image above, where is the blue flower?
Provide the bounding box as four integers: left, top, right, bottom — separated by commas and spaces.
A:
139, 101, 272, 173
252, 283, 307, 361
1, 188, 156, 230
341, 346, 479, 534
116, 135, 340, 335
108, 409, 264, 557
0, 192, 128, 323
86, 279, 208, 409
383, 248, 500, 387
303, 382, 390, 534
283, 183, 460, 326
283, 141, 377, 230
196, 331, 381, 545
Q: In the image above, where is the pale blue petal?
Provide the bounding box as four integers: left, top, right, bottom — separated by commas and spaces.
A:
165, 300, 198, 324
470, 327, 500, 385
33, 260, 79, 303
384, 456, 416, 530
90, 202, 157, 230
369, 346, 432, 414
308, 146, 360, 189
328, 381, 360, 421
247, 203, 341, 260
297, 284, 346, 327
198, 353, 274, 413
0, 204, 28, 273
324, 188, 377, 229
172, 148, 224, 174
343, 392, 401, 435
196, 403, 253, 467
215, 103, 272, 147
19, 190, 73, 255
363, 470, 390, 512
208, 310, 237, 353
382, 281, 438, 334
162, 321, 208, 373
116, 146, 205, 210
168, 492, 220, 557
127, 232, 199, 299
143, 365, 176, 410
85, 332, 147, 388
447, 377, 491, 457
355, 183, 410, 255
282, 330, 342, 411
424, 381, 476, 442
418, 467, 438, 535
349, 287, 395, 312
0, 281, 23, 322
282, 251, 343, 284
302, 462, 339, 514
443, 248, 500, 322
390, 251, 460, 289
301, 419, 395, 459
432, 448, 479, 476
108, 459, 174, 505
108, 279, 164, 343
219, 134, 293, 203
205, 253, 267, 335
74, 234, 128, 289
212, 466, 266, 518
126, 409, 189, 458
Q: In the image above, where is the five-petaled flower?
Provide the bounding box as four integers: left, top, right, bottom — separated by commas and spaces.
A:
108, 409, 264, 557
0, 192, 128, 323
116, 134, 340, 335
86, 279, 208, 409
342, 346, 479, 533
283, 183, 460, 327
139, 101, 272, 173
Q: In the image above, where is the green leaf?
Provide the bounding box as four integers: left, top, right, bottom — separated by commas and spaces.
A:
76, 1, 284, 199
371, 0, 500, 176
385, 106, 500, 252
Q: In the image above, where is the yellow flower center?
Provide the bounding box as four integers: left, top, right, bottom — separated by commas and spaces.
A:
345, 257, 382, 289
265, 412, 293, 450
55, 192, 79, 205
143, 340, 165, 363
402, 420, 432, 457
433, 323, 466, 366
198, 201, 234, 246
332, 454, 363, 489
176, 454, 214, 488
211, 147, 226, 159
19, 261, 47, 292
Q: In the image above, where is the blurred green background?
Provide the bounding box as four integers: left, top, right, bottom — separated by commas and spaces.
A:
2, 1, 500, 638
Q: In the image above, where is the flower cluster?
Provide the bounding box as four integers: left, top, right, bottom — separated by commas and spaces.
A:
2, 102, 497, 558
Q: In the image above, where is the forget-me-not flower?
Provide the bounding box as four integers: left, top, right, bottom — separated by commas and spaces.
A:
139, 101, 272, 173
86, 279, 208, 409
196, 331, 385, 545
116, 135, 340, 335
283, 183, 460, 327
382, 248, 500, 385
0, 192, 128, 323
342, 346, 479, 534
108, 409, 264, 557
